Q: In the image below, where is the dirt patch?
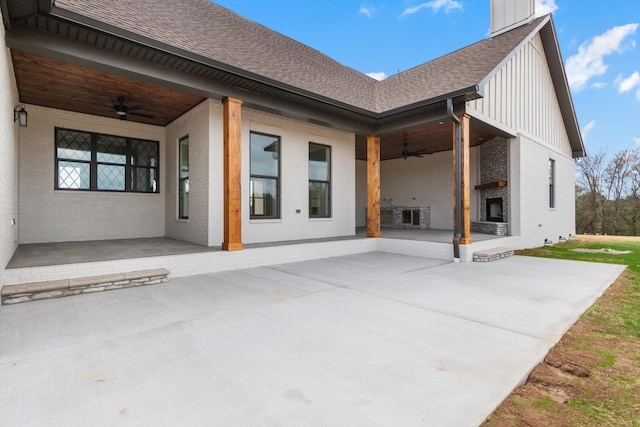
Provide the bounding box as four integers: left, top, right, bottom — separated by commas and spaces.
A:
577, 234, 640, 243
571, 248, 631, 254
484, 269, 640, 426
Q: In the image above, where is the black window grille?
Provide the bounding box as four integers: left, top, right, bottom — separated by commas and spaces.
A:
55, 128, 159, 193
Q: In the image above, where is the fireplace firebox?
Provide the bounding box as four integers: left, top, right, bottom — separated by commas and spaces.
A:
486, 197, 504, 222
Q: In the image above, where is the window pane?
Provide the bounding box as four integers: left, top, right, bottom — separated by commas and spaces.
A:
250, 177, 278, 217
131, 139, 159, 167
58, 161, 90, 189
97, 135, 126, 164
309, 181, 330, 217
132, 167, 157, 193
98, 164, 125, 190
179, 138, 189, 179
179, 136, 189, 218
549, 159, 555, 208
250, 132, 279, 177
309, 143, 330, 181
56, 130, 91, 161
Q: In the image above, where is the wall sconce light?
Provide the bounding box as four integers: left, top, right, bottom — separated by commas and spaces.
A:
14, 104, 28, 127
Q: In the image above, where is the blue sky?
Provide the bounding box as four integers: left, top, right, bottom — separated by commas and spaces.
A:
214, 0, 639, 157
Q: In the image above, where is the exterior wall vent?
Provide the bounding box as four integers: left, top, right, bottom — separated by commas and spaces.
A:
490, 0, 535, 38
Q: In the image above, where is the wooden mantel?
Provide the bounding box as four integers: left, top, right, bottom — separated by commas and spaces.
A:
474, 180, 508, 191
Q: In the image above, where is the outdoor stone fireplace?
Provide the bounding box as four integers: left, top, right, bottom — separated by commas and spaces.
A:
486, 197, 504, 222
472, 137, 509, 236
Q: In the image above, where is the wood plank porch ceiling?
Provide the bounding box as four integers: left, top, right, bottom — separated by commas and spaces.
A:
355, 123, 497, 161
12, 50, 206, 127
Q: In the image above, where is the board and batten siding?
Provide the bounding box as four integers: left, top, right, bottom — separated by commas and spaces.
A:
467, 33, 573, 157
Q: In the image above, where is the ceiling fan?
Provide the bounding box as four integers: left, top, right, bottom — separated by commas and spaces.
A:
402, 142, 430, 159
112, 97, 154, 120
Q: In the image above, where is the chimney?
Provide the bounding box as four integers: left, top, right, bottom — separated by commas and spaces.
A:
490, 0, 535, 38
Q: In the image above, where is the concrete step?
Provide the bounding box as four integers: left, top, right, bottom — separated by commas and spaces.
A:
1, 268, 170, 305
473, 247, 515, 262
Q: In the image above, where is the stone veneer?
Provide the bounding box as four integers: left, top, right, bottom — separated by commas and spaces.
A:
471, 221, 509, 236
478, 137, 509, 233
1, 268, 170, 305
380, 206, 430, 229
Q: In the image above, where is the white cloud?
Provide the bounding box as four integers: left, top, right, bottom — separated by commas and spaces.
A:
535, 0, 558, 18
399, 0, 462, 18
359, 6, 373, 18
591, 82, 608, 89
359, 4, 382, 18
366, 72, 388, 81
615, 71, 640, 93
581, 120, 595, 141
565, 23, 639, 92
633, 136, 640, 146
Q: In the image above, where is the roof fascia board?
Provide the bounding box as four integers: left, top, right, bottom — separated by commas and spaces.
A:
374, 102, 468, 135
6, 26, 376, 134
477, 15, 551, 91
376, 85, 481, 120
47, 3, 378, 119
0, 0, 10, 30
540, 17, 586, 157
37, 0, 51, 14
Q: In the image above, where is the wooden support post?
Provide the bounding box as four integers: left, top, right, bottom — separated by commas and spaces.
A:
222, 97, 244, 251
367, 134, 382, 237
453, 114, 472, 245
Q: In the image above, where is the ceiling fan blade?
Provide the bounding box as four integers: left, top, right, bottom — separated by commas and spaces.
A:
128, 111, 155, 119
126, 105, 142, 112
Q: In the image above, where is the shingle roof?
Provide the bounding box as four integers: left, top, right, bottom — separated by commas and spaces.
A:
53, 0, 545, 114
375, 17, 547, 112
54, 0, 378, 110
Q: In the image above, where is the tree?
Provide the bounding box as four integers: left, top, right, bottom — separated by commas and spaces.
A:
622, 160, 640, 235
603, 149, 638, 234
576, 151, 607, 234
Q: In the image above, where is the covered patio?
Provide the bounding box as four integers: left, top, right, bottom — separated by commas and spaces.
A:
7, 2, 510, 257
0, 252, 624, 426
6, 229, 503, 270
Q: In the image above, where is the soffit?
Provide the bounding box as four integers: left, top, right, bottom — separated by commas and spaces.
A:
12, 50, 206, 126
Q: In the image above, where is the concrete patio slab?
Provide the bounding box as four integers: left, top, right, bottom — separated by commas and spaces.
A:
0, 253, 624, 426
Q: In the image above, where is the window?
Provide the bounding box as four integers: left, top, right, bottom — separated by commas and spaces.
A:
309, 142, 331, 218
250, 132, 280, 219
55, 128, 159, 193
549, 158, 555, 208
178, 136, 189, 219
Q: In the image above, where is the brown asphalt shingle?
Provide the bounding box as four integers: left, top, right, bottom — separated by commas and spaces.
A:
54, 0, 545, 113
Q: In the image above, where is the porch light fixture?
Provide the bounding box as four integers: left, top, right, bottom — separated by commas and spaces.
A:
14, 104, 27, 127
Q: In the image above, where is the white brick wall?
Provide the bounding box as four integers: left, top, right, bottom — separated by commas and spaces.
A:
165, 100, 220, 246
0, 26, 19, 282
242, 108, 356, 243
356, 148, 480, 230
510, 132, 576, 248
18, 105, 166, 243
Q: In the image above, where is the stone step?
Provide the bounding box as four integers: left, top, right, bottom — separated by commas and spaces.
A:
1, 268, 170, 305
473, 247, 515, 262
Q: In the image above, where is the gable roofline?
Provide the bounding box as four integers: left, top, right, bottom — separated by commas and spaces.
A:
477, 14, 585, 158
477, 15, 551, 92
539, 16, 586, 158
